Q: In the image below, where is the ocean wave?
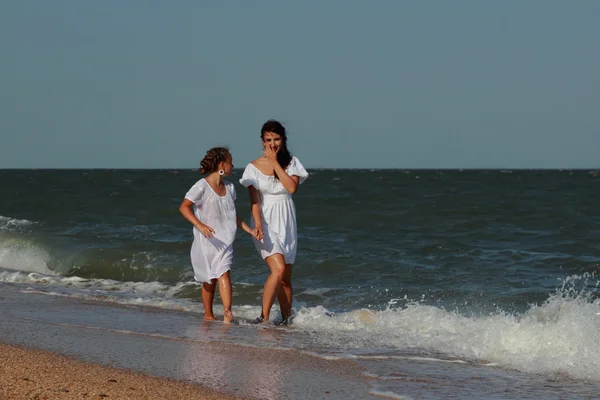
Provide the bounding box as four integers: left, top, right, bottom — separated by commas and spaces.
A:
0, 237, 56, 275
293, 273, 600, 382
0, 233, 190, 283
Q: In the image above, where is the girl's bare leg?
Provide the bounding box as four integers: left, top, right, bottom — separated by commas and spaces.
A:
261, 254, 286, 322
277, 264, 293, 322
217, 271, 233, 323
201, 280, 217, 321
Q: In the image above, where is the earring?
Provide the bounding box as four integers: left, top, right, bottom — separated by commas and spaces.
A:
218, 170, 224, 176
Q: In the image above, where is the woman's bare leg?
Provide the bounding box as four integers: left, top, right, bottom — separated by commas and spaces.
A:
201, 280, 217, 321
217, 271, 233, 323
277, 264, 293, 321
261, 254, 286, 322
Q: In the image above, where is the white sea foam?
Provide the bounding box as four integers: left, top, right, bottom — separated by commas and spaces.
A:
353, 355, 468, 364
0, 270, 183, 297
297, 287, 333, 297
0, 215, 35, 232
20, 288, 204, 313
299, 351, 343, 360
369, 390, 413, 400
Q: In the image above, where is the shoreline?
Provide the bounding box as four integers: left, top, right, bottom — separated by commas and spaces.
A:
0, 343, 244, 400
0, 283, 372, 400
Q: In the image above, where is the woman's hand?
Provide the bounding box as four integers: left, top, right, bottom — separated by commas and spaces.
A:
196, 223, 215, 238
263, 144, 278, 166
249, 228, 263, 241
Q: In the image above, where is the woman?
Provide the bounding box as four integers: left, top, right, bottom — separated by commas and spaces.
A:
239, 120, 309, 324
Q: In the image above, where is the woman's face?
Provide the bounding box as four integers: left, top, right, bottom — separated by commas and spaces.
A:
262, 131, 283, 153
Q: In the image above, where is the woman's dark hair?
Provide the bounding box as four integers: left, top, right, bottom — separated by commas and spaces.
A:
261, 119, 292, 171
199, 147, 231, 174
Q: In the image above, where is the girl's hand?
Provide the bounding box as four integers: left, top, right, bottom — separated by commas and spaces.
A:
249, 228, 262, 241
254, 226, 264, 241
263, 144, 278, 165
197, 223, 215, 238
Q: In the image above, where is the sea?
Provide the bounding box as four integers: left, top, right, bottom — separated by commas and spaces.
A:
1, 168, 600, 399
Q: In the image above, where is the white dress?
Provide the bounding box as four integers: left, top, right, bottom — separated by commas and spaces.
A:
184, 179, 237, 283
239, 157, 309, 264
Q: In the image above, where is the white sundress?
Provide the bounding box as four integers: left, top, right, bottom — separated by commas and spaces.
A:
239, 156, 309, 264
184, 179, 237, 283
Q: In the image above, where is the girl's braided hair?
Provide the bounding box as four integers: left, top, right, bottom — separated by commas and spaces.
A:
199, 147, 231, 174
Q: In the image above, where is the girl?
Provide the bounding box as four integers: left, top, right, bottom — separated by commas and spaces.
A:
179, 147, 258, 323
239, 120, 309, 324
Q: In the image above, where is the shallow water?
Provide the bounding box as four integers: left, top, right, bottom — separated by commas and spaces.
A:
2, 169, 600, 398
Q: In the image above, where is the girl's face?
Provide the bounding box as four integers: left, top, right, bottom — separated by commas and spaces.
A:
262, 131, 283, 153
220, 157, 234, 176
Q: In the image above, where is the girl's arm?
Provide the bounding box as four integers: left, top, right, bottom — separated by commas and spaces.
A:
178, 198, 215, 238
236, 216, 260, 240
248, 186, 264, 240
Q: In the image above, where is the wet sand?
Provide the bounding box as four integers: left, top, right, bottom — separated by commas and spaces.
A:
0, 284, 372, 400
0, 343, 243, 400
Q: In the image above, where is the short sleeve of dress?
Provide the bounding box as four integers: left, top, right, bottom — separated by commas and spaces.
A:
239, 164, 258, 188
286, 157, 309, 184
184, 180, 205, 205
227, 181, 237, 202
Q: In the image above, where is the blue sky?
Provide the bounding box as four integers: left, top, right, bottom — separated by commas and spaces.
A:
1, 1, 599, 168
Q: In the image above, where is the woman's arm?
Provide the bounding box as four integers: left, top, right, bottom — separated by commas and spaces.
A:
248, 186, 264, 240
271, 163, 300, 194
264, 146, 300, 194
178, 198, 215, 238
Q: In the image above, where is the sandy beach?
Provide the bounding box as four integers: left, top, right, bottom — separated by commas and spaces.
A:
0, 344, 243, 400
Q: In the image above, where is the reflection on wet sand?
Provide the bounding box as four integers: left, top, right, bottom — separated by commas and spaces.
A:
183, 322, 288, 400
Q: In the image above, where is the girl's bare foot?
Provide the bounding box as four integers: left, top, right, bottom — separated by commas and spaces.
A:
223, 310, 233, 323
204, 314, 216, 321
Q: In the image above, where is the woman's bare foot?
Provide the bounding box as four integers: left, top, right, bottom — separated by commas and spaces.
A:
223, 310, 233, 323
249, 315, 271, 325
204, 314, 216, 321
